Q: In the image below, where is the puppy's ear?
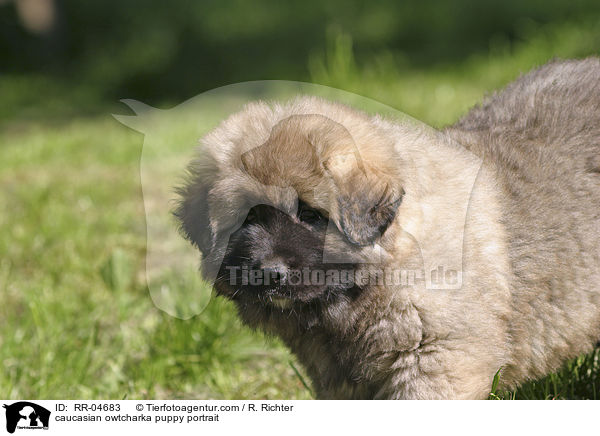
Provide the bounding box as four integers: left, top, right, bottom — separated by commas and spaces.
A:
325, 155, 403, 246
337, 182, 404, 246
174, 176, 214, 254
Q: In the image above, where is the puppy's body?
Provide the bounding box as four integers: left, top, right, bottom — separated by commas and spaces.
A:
446, 58, 600, 387
176, 58, 600, 399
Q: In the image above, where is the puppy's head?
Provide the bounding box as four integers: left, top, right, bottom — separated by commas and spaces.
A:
175, 98, 405, 327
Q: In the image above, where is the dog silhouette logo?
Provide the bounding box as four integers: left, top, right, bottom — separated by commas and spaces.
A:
3, 402, 50, 433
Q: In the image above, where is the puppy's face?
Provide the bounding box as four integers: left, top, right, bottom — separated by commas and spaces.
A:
176, 109, 405, 329
215, 200, 357, 311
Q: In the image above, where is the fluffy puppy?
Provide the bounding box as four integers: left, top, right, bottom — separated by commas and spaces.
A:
175, 58, 600, 399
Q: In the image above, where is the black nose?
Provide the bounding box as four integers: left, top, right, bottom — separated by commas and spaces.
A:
261, 263, 288, 286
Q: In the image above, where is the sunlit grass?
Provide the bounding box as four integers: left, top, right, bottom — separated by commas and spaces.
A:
0, 118, 311, 399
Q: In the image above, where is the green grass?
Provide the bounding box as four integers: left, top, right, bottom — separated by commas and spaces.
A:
2, 17, 600, 399
0, 117, 310, 399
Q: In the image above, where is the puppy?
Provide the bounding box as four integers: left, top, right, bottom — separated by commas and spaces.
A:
175, 58, 600, 399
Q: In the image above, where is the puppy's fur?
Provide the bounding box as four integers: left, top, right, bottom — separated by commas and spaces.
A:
175, 58, 600, 399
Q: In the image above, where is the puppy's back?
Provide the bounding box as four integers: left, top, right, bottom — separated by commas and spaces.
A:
446, 58, 600, 386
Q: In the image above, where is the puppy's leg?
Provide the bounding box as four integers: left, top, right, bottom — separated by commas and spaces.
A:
354, 301, 507, 400
372, 346, 500, 399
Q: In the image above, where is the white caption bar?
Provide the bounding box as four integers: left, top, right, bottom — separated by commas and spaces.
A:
0, 400, 594, 436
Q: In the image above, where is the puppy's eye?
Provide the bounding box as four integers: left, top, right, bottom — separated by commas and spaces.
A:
298, 205, 323, 224
245, 208, 258, 225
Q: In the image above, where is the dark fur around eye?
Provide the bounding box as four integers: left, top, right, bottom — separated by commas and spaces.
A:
297, 201, 327, 224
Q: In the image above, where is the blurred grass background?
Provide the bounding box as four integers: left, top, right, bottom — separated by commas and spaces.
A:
1, 0, 600, 399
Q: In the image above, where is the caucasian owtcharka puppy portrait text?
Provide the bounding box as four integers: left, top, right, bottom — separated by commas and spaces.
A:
175, 58, 600, 399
